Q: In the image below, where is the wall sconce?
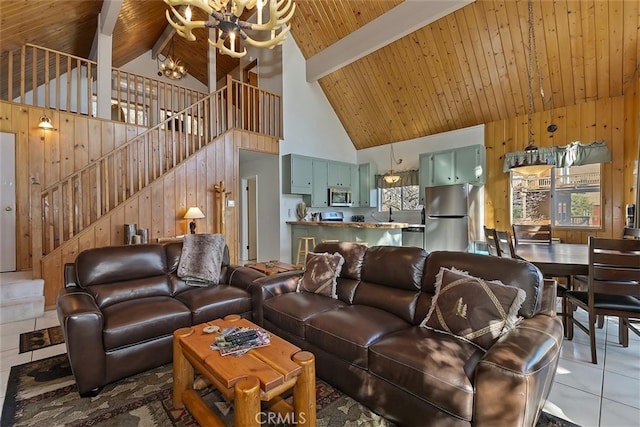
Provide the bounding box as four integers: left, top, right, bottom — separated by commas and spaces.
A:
38, 115, 53, 130
183, 206, 205, 234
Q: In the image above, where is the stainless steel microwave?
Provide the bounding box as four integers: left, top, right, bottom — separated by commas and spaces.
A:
329, 188, 352, 207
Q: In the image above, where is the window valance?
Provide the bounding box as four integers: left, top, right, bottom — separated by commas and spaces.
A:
503, 141, 611, 172
375, 169, 419, 189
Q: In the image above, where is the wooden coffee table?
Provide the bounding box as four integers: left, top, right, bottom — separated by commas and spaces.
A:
173, 315, 316, 427
244, 261, 301, 276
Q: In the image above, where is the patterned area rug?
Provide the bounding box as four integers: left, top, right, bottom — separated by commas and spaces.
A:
1, 354, 579, 427
18, 326, 64, 354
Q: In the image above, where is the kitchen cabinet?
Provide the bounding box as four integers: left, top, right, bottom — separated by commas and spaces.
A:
282, 154, 313, 194
358, 162, 378, 208
350, 164, 360, 207
327, 161, 351, 188
419, 145, 485, 195
309, 159, 328, 207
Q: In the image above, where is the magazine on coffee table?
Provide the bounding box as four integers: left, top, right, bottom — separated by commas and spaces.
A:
211, 326, 271, 356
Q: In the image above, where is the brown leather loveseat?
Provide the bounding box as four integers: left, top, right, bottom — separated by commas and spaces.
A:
251, 242, 563, 426
56, 242, 265, 396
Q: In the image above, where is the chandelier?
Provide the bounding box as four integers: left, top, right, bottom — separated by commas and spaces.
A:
164, 0, 296, 59
157, 37, 187, 80
384, 121, 403, 184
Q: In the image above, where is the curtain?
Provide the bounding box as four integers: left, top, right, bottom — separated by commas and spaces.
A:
503, 141, 611, 172
375, 169, 419, 189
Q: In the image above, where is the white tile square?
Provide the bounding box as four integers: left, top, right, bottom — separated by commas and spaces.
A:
602, 371, 640, 409
554, 358, 604, 396
600, 398, 640, 427
34, 314, 60, 330
0, 333, 19, 352
545, 382, 601, 427
604, 345, 640, 381
0, 319, 35, 337
0, 348, 32, 373
31, 343, 66, 361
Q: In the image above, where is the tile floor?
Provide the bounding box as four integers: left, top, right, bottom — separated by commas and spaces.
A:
0, 310, 639, 426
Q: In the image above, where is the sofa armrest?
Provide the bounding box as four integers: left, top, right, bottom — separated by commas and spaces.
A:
474, 315, 563, 427
248, 271, 302, 326
64, 263, 78, 288
223, 265, 266, 292
56, 288, 106, 395
538, 279, 558, 317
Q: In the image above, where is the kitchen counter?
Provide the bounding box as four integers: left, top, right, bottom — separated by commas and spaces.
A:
286, 221, 409, 229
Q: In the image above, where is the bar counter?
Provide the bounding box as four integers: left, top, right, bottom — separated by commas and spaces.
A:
285, 221, 409, 229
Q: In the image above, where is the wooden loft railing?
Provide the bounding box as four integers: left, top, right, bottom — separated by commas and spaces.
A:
37, 75, 283, 255
0, 43, 208, 127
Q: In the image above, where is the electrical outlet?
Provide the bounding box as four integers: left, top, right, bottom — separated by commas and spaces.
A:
227, 200, 235, 207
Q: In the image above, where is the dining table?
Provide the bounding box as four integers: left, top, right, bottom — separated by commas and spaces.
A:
514, 243, 589, 278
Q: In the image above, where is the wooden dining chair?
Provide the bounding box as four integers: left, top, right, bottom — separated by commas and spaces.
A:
495, 230, 516, 259
622, 227, 640, 240
565, 237, 640, 364
483, 226, 500, 256
512, 224, 552, 245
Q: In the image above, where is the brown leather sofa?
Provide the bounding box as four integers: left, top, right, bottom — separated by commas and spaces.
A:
56, 242, 265, 396
252, 242, 563, 426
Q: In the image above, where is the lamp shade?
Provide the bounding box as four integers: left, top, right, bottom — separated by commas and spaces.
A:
383, 174, 400, 184
184, 207, 205, 219
38, 115, 53, 129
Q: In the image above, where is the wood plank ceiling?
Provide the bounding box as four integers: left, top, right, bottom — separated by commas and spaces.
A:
0, 0, 638, 150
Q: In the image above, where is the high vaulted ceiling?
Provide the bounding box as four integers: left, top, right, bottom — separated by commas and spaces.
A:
1, 1, 638, 150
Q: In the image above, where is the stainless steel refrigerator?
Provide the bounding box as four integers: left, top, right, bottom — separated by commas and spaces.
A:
424, 184, 469, 252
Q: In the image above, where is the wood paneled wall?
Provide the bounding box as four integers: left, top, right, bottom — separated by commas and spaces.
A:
37, 129, 278, 308
0, 101, 278, 308
484, 92, 639, 244
0, 102, 145, 272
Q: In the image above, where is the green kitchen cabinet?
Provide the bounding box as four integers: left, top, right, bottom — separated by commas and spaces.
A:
358, 162, 378, 207
282, 154, 313, 194
419, 145, 485, 196
327, 161, 351, 188
350, 164, 360, 207
309, 159, 329, 207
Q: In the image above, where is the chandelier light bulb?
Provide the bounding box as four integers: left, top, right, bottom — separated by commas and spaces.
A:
185, 5, 192, 21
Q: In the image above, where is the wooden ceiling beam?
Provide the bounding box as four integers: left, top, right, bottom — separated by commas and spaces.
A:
305, 0, 473, 82
152, 24, 176, 59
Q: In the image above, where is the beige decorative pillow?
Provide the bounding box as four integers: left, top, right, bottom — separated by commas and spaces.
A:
297, 252, 344, 298
420, 267, 526, 351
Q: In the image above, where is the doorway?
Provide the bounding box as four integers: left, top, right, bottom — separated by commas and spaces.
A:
241, 176, 258, 262
0, 132, 16, 272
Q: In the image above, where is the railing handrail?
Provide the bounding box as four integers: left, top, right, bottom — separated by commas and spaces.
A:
24, 43, 97, 65
40, 85, 226, 195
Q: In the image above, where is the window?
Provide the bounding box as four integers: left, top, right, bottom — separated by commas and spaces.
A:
511, 164, 602, 228
380, 185, 420, 212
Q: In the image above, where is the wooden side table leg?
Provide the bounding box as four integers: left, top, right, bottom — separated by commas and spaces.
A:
173, 327, 195, 408
235, 376, 261, 427
293, 351, 316, 427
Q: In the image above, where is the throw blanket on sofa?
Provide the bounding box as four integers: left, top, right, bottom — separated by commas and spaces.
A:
177, 233, 225, 286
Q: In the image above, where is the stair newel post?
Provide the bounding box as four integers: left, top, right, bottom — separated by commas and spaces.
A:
30, 178, 43, 278
226, 74, 233, 132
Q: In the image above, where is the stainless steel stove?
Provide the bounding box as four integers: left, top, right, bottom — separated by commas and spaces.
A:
319, 211, 344, 222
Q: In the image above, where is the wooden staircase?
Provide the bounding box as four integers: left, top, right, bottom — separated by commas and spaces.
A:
1, 44, 283, 311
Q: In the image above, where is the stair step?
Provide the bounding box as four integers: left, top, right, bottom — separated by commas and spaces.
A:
0, 272, 44, 300
0, 271, 45, 324
0, 296, 45, 324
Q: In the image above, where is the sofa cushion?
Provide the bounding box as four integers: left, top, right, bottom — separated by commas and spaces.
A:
421, 267, 526, 351
313, 242, 367, 280
369, 326, 479, 422
75, 244, 168, 288
263, 293, 347, 338
297, 252, 344, 298
175, 284, 252, 324
306, 305, 410, 369
102, 297, 192, 351
420, 251, 542, 319
360, 246, 427, 291
87, 276, 173, 309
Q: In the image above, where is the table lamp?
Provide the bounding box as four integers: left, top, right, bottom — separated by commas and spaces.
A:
184, 207, 205, 234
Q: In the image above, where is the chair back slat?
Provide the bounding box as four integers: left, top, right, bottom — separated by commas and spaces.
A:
622, 227, 640, 240
588, 237, 640, 300
512, 224, 552, 245
496, 230, 516, 258
483, 226, 500, 256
